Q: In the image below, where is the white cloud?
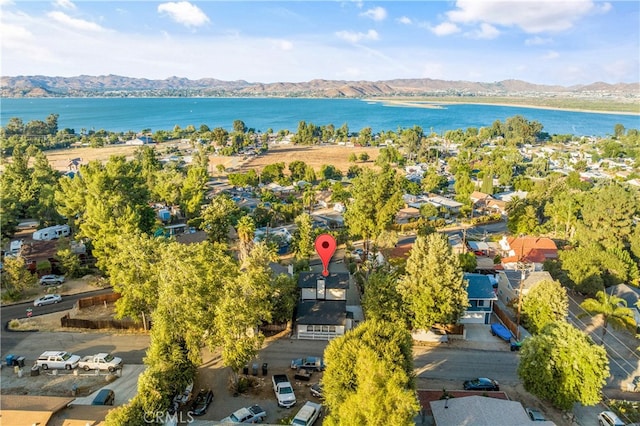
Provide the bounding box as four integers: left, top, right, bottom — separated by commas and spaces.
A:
598, 2, 612, 13
473, 23, 499, 39
397, 16, 412, 25
360, 6, 387, 21
46, 11, 104, 32
53, 0, 76, 10
429, 22, 460, 36
157, 1, 209, 27
543, 50, 560, 60
276, 40, 293, 51
335, 29, 379, 43
446, 0, 596, 33
525, 36, 552, 46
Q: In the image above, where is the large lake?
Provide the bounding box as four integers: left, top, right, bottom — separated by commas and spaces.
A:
2, 98, 639, 137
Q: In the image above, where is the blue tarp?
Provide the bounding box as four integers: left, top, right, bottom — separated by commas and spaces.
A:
491, 323, 513, 341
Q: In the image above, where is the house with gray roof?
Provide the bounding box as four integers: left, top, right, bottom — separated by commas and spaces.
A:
496, 270, 554, 305
296, 272, 352, 340
430, 395, 555, 425
460, 273, 497, 324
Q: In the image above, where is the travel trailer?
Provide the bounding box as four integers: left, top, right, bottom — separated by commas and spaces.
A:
32, 225, 70, 241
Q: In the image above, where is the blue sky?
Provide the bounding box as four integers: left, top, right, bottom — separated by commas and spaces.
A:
1, 1, 638, 85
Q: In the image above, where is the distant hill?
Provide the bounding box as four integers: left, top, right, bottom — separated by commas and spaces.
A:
1, 74, 638, 99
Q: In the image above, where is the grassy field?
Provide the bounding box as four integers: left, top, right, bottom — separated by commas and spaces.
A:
43, 142, 381, 175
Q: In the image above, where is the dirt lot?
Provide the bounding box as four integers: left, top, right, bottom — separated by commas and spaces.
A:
235, 143, 380, 174
39, 141, 381, 175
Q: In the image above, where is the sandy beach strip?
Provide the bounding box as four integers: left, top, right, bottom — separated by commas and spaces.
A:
366, 98, 640, 116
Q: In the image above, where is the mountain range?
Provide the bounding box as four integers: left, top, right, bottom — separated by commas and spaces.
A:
1, 75, 638, 99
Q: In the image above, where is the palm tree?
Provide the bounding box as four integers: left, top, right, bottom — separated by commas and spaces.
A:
236, 215, 255, 266
579, 290, 635, 343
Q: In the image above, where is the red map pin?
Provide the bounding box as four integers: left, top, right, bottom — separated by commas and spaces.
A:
315, 234, 337, 277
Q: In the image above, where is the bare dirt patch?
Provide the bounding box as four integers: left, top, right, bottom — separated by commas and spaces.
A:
1, 365, 116, 399
237, 143, 381, 174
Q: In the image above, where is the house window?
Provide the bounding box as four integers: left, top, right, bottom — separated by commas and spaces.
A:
322, 325, 329, 332
329, 326, 336, 333
477, 300, 486, 307
307, 325, 314, 332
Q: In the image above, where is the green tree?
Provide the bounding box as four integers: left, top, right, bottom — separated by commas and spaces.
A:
56, 156, 155, 267
458, 252, 477, 273
1, 257, 37, 300
398, 233, 468, 330
359, 152, 370, 162
518, 321, 609, 410
579, 290, 635, 342
343, 168, 403, 253
288, 160, 309, 181
200, 194, 240, 243
575, 183, 639, 249
521, 280, 568, 334
362, 271, 407, 325
104, 233, 162, 325
233, 119, 247, 133
180, 166, 208, 218
292, 213, 315, 260
322, 320, 419, 426
55, 238, 83, 278
214, 242, 275, 390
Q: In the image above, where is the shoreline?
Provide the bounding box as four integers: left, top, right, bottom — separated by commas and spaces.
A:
367, 98, 640, 116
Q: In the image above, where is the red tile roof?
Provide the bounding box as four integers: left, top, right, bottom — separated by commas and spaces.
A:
503, 237, 558, 263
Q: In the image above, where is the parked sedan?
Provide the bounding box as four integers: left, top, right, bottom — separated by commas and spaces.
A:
190, 389, 213, 416
310, 383, 323, 399
220, 404, 266, 423
39, 274, 65, 286
34, 294, 62, 307
462, 377, 500, 391
526, 408, 547, 421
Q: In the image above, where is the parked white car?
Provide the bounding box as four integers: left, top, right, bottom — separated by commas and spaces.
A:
34, 294, 62, 306
35, 351, 80, 370
220, 404, 267, 423
39, 274, 65, 286
291, 401, 322, 426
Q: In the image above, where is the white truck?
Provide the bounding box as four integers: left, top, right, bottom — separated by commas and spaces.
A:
272, 374, 296, 408
78, 353, 123, 372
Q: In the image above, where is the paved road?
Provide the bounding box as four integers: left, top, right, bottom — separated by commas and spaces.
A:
1, 330, 149, 365
414, 345, 520, 385
1, 288, 114, 319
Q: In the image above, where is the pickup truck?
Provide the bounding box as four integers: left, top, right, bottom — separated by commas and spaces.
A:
291, 401, 322, 426
290, 356, 325, 372
272, 374, 296, 408
78, 353, 123, 372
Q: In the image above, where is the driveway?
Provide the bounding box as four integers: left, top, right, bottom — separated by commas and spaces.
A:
69, 365, 145, 406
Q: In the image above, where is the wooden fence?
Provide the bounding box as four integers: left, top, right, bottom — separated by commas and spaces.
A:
77, 293, 121, 309
493, 303, 518, 337
60, 313, 142, 330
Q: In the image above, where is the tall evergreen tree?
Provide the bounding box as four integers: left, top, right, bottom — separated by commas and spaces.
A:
398, 233, 468, 330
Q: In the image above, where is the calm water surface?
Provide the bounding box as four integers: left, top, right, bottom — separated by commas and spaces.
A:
2, 98, 638, 137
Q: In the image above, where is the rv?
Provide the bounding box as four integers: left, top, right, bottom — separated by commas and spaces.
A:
32, 225, 71, 241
